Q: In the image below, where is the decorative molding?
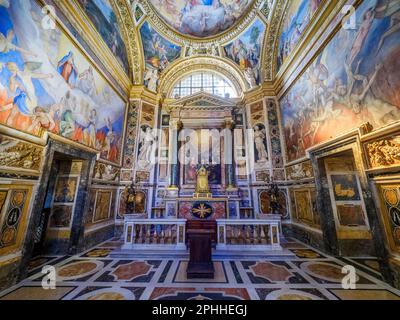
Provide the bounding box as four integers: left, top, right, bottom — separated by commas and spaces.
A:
262, 0, 286, 81
0, 134, 43, 175
54, 0, 132, 92
169, 92, 237, 108
93, 162, 120, 183
286, 160, 314, 181
138, 0, 264, 45
275, 0, 349, 97
114, 0, 143, 84
366, 136, 400, 169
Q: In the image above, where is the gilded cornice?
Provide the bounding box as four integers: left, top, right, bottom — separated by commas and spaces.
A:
159, 57, 248, 98
0, 124, 46, 147
262, 0, 287, 81
130, 85, 158, 105
114, 0, 143, 84
360, 121, 400, 143
138, 0, 264, 46
244, 82, 276, 104
55, 0, 132, 93
274, 0, 347, 97
169, 92, 237, 108
47, 133, 99, 157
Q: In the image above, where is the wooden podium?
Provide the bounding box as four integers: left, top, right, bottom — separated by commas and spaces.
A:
186, 220, 216, 279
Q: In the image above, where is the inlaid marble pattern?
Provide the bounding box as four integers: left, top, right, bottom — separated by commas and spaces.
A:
1, 238, 400, 300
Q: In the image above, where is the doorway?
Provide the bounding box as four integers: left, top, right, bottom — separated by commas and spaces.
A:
317, 150, 375, 256
32, 153, 84, 256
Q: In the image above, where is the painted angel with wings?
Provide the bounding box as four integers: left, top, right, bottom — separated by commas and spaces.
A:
143, 68, 159, 92
0, 29, 37, 57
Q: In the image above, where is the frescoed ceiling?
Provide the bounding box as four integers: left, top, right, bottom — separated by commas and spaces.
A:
131, 0, 277, 93
46, 0, 328, 91
146, 0, 255, 38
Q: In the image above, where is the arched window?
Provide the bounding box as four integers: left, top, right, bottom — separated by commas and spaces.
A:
171, 72, 237, 99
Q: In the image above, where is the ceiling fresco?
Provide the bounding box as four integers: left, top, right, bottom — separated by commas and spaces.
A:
224, 17, 266, 86
277, 0, 323, 71
76, 0, 130, 74
147, 0, 255, 38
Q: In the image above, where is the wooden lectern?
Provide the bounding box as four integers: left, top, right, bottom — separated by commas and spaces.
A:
186, 220, 216, 279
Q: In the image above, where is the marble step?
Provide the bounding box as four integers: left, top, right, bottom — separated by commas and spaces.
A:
110, 248, 295, 260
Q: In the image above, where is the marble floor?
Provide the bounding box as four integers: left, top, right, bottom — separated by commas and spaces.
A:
1, 238, 400, 300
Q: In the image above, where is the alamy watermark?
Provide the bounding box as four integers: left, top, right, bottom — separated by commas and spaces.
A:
341, 5, 357, 30
342, 265, 357, 289
41, 265, 56, 290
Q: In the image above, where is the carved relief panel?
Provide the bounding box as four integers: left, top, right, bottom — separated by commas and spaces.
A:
365, 136, 400, 169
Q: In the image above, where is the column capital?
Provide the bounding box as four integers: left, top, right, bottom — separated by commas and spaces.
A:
224, 119, 235, 130
170, 119, 183, 131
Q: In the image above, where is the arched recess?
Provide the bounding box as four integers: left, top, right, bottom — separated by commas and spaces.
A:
159, 57, 249, 98
113, 0, 143, 84
168, 71, 238, 99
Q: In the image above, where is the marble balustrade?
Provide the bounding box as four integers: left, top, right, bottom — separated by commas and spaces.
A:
122, 216, 281, 251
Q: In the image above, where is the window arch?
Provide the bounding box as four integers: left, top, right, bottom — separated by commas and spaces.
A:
170, 72, 238, 99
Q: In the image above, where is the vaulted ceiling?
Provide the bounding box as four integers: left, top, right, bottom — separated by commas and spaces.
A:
74, 0, 326, 93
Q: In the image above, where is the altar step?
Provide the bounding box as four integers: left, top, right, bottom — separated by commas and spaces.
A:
110, 248, 295, 260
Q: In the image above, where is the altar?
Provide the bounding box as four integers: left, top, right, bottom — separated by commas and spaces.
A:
178, 198, 227, 220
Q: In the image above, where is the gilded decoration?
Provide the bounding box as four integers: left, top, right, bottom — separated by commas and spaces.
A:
0, 186, 33, 255
138, 0, 264, 45
113, 0, 143, 84
123, 101, 139, 170
55, 0, 133, 90
262, 0, 286, 81
378, 185, 400, 253
286, 161, 314, 181
366, 136, 400, 168
93, 162, 120, 183
0, 135, 43, 173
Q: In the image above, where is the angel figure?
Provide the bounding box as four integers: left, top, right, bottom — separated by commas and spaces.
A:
144, 68, 159, 92
244, 68, 257, 88
4, 61, 53, 126
0, 29, 37, 57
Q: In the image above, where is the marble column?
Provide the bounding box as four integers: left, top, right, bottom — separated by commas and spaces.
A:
224, 119, 236, 189
168, 119, 182, 189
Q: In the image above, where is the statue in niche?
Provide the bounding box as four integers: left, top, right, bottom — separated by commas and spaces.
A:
144, 68, 159, 92
195, 165, 211, 195
254, 124, 268, 162
244, 68, 257, 88
138, 125, 156, 169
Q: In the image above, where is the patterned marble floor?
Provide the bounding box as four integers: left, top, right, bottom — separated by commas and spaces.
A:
1, 238, 400, 300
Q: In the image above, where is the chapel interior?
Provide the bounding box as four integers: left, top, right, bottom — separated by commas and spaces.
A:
0, 0, 400, 301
